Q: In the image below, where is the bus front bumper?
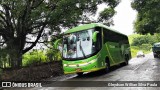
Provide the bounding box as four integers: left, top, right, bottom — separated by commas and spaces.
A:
64, 67, 106, 74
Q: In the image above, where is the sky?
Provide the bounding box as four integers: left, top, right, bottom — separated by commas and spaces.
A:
110, 0, 137, 35
97, 0, 137, 35
61, 0, 137, 36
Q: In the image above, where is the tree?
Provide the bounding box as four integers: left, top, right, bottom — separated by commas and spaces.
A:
0, 0, 120, 68
131, 0, 160, 34
154, 33, 160, 42
131, 35, 157, 46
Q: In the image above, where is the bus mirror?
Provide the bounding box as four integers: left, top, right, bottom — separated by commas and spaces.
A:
92, 31, 99, 42
87, 37, 90, 41
54, 39, 62, 49
63, 38, 67, 44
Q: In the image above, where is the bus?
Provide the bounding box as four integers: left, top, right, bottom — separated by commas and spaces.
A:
61, 23, 131, 76
152, 42, 160, 58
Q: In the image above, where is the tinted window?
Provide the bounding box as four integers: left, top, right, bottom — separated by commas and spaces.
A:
95, 27, 102, 51
103, 28, 129, 44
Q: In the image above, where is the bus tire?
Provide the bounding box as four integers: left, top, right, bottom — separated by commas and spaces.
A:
105, 57, 110, 73
125, 55, 129, 65
154, 54, 158, 58
77, 72, 83, 76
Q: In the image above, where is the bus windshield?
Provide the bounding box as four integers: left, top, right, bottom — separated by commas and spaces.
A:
62, 29, 96, 60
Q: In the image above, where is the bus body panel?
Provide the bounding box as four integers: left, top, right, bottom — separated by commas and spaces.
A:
63, 54, 106, 74
63, 41, 130, 74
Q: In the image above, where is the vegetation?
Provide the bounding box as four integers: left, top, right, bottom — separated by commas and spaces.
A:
46, 49, 61, 61
131, 0, 160, 57
0, 0, 120, 68
22, 50, 47, 66
131, 35, 156, 46
130, 46, 151, 58
0, 48, 10, 68
131, 0, 160, 34
129, 34, 160, 57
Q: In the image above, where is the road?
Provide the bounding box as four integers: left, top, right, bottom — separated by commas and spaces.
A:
5, 53, 160, 90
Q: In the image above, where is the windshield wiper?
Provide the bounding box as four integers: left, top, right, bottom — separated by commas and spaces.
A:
79, 40, 86, 58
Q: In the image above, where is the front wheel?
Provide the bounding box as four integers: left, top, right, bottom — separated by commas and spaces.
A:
104, 59, 110, 73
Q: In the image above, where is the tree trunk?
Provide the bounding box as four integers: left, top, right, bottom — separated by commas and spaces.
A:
10, 51, 22, 68
8, 57, 11, 67
7, 39, 24, 69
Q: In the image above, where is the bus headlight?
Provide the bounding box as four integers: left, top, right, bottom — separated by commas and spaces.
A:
79, 59, 97, 66
63, 64, 67, 67
63, 59, 97, 67
89, 59, 97, 64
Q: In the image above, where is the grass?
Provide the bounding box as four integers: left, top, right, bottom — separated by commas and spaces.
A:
130, 46, 151, 58
128, 34, 152, 57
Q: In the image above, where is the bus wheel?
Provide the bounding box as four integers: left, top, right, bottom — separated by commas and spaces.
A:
154, 54, 158, 58
105, 58, 110, 73
77, 72, 83, 76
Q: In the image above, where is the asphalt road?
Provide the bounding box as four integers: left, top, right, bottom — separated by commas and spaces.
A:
5, 53, 160, 90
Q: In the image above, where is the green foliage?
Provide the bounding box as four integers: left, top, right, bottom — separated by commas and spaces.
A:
131, 0, 160, 34
140, 44, 152, 51
128, 34, 141, 44
154, 33, 160, 42
0, 0, 120, 68
46, 49, 62, 61
22, 50, 47, 66
46, 36, 62, 61
98, 7, 116, 26
22, 48, 62, 66
130, 46, 139, 57
129, 34, 154, 57
0, 48, 10, 68
131, 35, 156, 46
130, 46, 151, 57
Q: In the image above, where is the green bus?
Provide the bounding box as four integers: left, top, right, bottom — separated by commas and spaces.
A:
61, 23, 131, 75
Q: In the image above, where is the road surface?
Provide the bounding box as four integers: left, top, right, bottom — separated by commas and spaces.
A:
5, 53, 160, 90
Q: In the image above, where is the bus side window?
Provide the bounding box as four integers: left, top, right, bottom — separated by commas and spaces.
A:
95, 27, 102, 51
103, 28, 129, 45
103, 28, 115, 43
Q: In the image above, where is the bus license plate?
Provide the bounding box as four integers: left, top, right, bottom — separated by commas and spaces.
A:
76, 68, 82, 72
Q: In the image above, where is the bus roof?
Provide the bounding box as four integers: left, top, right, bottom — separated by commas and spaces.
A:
154, 42, 160, 46
64, 23, 127, 36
